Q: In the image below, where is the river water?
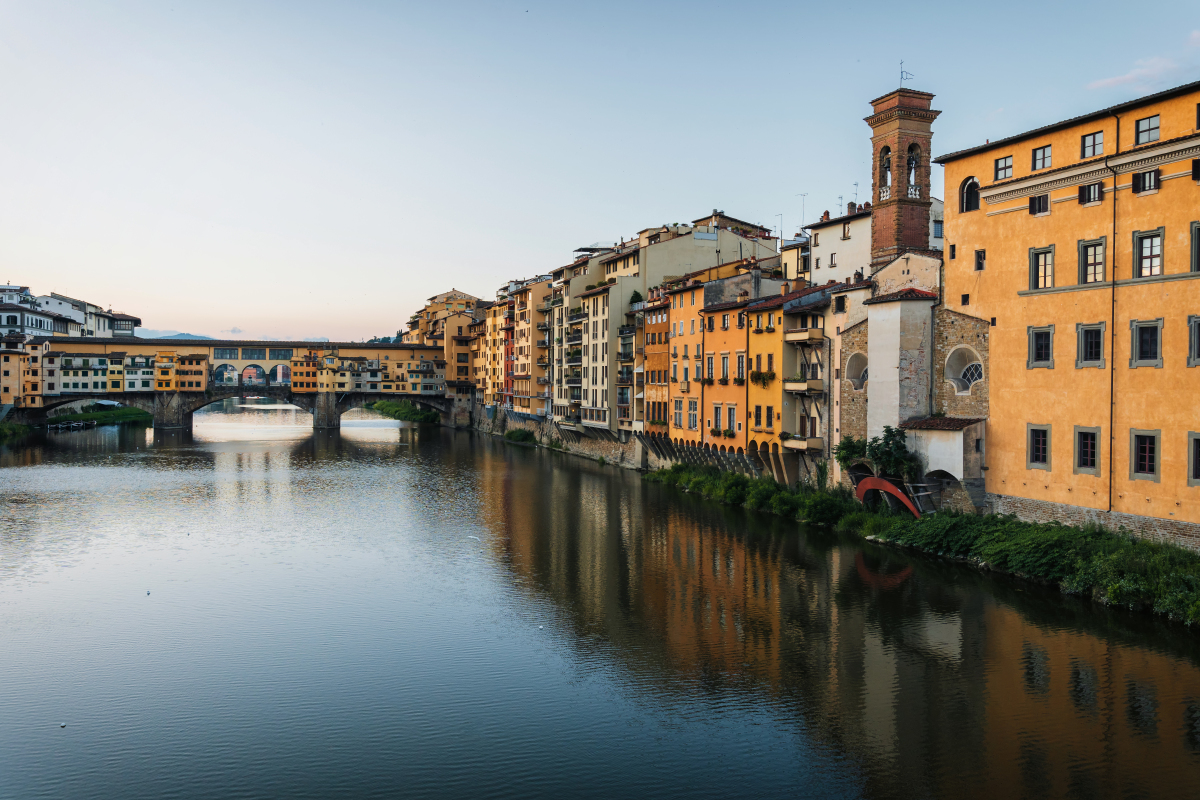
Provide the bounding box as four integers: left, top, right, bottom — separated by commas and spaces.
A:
2, 399, 1199, 799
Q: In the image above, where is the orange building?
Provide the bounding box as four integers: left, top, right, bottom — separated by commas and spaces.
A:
641, 288, 670, 434
936, 78, 1200, 535
666, 278, 705, 445
700, 295, 750, 450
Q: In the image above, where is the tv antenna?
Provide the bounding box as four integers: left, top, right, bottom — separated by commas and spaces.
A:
795, 193, 808, 229
900, 61, 914, 87
853, 182, 859, 205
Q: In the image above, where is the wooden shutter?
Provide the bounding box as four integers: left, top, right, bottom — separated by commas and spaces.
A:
1078, 185, 1087, 203
1029, 197, 1037, 214
1193, 159, 1200, 181
1154, 168, 1161, 189
1132, 172, 1143, 193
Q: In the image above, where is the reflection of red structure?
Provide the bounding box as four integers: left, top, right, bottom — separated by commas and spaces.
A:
855, 552, 913, 591
854, 477, 921, 519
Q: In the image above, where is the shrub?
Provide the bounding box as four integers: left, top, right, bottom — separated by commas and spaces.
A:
833, 435, 867, 472
373, 400, 440, 424
629, 290, 643, 304
503, 429, 537, 444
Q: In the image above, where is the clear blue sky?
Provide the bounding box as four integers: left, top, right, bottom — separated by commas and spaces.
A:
2, 1, 1197, 340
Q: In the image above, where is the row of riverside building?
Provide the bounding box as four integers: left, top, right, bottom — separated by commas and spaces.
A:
401, 80, 1200, 547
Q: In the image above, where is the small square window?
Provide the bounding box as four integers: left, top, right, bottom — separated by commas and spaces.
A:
933, 220, 943, 239
961, 294, 970, 306
1130, 429, 1160, 482
1081, 131, 1104, 158
1132, 169, 1160, 194
1028, 325, 1055, 369
1027, 424, 1051, 471
1029, 194, 1050, 215
1135, 115, 1160, 145
1078, 182, 1103, 205
975, 249, 986, 271
1074, 426, 1101, 476
1032, 145, 1052, 170
949, 244, 956, 259
994, 155, 1013, 180
1076, 322, 1106, 368
1129, 319, 1163, 368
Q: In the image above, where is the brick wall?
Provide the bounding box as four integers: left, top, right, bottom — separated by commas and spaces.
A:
988, 493, 1200, 552
931, 307, 990, 419
839, 319, 868, 442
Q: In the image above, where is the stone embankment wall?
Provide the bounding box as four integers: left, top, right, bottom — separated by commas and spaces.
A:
988, 493, 1200, 551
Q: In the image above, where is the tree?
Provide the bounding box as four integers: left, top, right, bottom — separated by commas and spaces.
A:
629, 290, 644, 304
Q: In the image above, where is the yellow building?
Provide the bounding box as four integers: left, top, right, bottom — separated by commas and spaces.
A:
936, 79, 1200, 534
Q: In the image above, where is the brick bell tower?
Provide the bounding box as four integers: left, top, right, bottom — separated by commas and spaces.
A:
866, 88, 941, 271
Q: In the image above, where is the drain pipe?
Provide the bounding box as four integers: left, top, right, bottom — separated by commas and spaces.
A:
1105, 112, 1121, 513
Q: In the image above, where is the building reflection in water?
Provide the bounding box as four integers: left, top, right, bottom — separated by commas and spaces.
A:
468, 438, 1200, 798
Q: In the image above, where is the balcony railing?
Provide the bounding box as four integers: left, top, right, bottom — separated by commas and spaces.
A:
617, 325, 636, 337
879, 186, 891, 200
616, 351, 634, 363
565, 377, 583, 386
566, 334, 583, 345
783, 378, 825, 394
784, 328, 825, 344
536, 321, 550, 331
537, 377, 551, 385
615, 373, 633, 386
907, 185, 920, 198
535, 339, 550, 348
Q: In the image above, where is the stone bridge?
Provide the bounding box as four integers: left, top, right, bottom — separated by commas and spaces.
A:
20, 387, 453, 430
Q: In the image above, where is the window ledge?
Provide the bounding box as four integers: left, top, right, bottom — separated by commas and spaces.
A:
1081, 201, 1102, 208
1134, 188, 1160, 197
1032, 211, 1051, 218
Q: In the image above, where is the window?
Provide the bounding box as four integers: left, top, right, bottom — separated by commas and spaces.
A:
1133, 228, 1164, 277
737, 354, 745, 378
835, 296, 846, 313
961, 362, 983, 387
1189, 431, 1200, 487
674, 399, 682, 428
933, 220, 943, 239
721, 355, 728, 379
1074, 426, 1100, 476
1076, 322, 1106, 368
1029, 246, 1054, 289
1081, 131, 1103, 158
1027, 424, 1051, 470
1078, 182, 1103, 204
688, 399, 697, 430
1193, 221, 1200, 273
727, 406, 736, 431
1131, 169, 1160, 194
1028, 194, 1049, 215
994, 156, 1012, 180
765, 406, 774, 429
214, 348, 238, 360
1032, 145, 1052, 170
830, 253, 837, 266
1135, 115, 1160, 145
754, 405, 762, 428
1129, 318, 1163, 368
961, 294, 970, 306
950, 244, 956, 259
842, 222, 851, 239
960, 177, 980, 212
975, 249, 986, 271
1028, 325, 1055, 369
1078, 237, 1105, 283
1190, 315, 1200, 368
1130, 429, 1160, 482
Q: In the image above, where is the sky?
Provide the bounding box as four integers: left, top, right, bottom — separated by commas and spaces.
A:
2, 1, 1198, 341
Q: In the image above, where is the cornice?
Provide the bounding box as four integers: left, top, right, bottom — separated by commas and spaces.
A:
864, 108, 941, 128
982, 137, 1200, 205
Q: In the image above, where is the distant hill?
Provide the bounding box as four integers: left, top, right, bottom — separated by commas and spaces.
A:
135, 329, 214, 339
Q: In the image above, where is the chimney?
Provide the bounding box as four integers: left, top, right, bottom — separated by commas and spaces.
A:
863, 201, 871, 210
780, 282, 790, 296
822, 210, 830, 221
795, 276, 808, 289
848, 201, 856, 215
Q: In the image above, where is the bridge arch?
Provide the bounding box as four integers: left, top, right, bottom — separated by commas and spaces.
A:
240, 365, 267, 386
213, 364, 239, 386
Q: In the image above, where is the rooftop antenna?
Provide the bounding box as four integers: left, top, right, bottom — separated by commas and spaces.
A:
900, 61, 914, 87
795, 193, 808, 229
853, 182, 859, 205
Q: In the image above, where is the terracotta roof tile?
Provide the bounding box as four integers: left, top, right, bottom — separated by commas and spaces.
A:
900, 416, 986, 431
862, 288, 939, 305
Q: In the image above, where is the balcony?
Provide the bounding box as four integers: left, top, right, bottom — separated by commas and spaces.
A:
567, 310, 586, 323
616, 350, 634, 363
782, 437, 825, 451
617, 325, 636, 337
537, 376, 551, 385
536, 321, 550, 331
565, 334, 583, 345
566, 377, 583, 387
615, 372, 633, 386
536, 357, 550, 367
551, 296, 564, 307
784, 328, 825, 344
535, 339, 551, 348
783, 378, 825, 394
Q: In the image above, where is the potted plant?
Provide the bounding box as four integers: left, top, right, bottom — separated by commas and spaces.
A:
778, 431, 792, 441
718, 377, 729, 385
710, 427, 722, 437
723, 429, 735, 438
733, 377, 745, 385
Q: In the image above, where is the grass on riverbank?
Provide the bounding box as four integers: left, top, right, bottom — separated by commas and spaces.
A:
0, 421, 31, 440
46, 407, 151, 425
644, 463, 859, 525
372, 400, 440, 424
646, 462, 1200, 624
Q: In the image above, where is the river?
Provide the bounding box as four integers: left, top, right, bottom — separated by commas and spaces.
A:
2, 399, 1199, 799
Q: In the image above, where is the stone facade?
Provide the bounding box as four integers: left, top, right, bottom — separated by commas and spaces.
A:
931, 306, 989, 419
838, 319, 868, 442
988, 493, 1200, 552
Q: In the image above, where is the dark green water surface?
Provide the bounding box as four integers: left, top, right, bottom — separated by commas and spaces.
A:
2, 399, 1199, 799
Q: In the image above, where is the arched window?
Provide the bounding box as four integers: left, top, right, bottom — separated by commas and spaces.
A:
945, 346, 984, 393
960, 177, 980, 212
879, 147, 892, 188
846, 352, 868, 390
907, 144, 921, 198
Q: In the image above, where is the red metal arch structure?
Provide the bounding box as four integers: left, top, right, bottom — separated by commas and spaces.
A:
854, 477, 921, 519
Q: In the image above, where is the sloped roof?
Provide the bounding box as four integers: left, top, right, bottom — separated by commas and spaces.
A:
900, 417, 986, 431
862, 288, 939, 305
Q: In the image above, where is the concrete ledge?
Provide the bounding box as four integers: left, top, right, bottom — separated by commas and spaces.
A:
987, 492, 1200, 552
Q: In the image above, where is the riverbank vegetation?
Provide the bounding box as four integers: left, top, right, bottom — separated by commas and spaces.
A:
372, 400, 440, 424
503, 429, 537, 445
47, 405, 151, 426
646, 462, 1200, 624
0, 421, 31, 440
